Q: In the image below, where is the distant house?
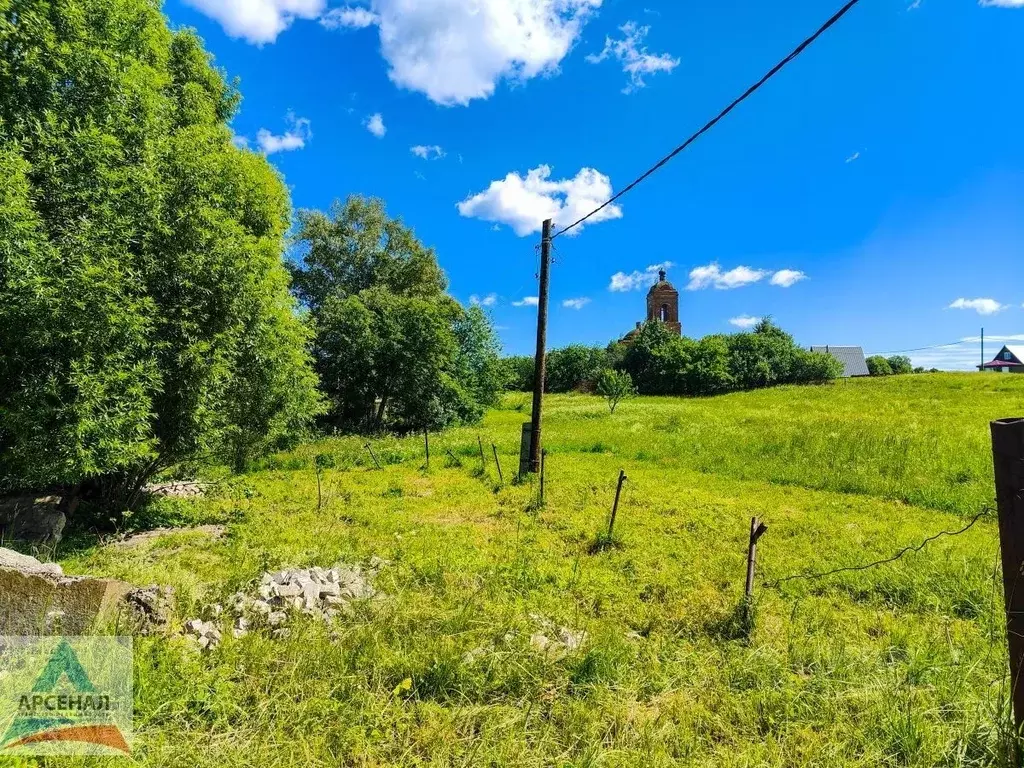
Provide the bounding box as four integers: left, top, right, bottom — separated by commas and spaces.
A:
809, 345, 869, 378
979, 345, 1024, 373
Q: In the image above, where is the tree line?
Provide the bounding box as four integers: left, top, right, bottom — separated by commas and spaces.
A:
502, 319, 844, 396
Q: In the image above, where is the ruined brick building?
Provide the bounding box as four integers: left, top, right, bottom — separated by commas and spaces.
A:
623, 269, 682, 342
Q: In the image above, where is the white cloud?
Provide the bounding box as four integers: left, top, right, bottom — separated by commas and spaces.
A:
949, 298, 1006, 315
770, 269, 807, 288
513, 296, 539, 307
365, 113, 386, 138
585, 21, 679, 93
319, 4, 376, 28
317, 0, 602, 106
231, 133, 249, 149
470, 293, 498, 307
410, 144, 445, 159
729, 315, 762, 329
182, 0, 325, 43
255, 114, 311, 154
458, 165, 621, 237
845, 151, 860, 163
562, 297, 590, 310
687, 263, 767, 291
979, 0, 1024, 7
608, 261, 673, 292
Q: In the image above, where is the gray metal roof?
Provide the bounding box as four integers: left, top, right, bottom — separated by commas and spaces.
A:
810, 345, 870, 377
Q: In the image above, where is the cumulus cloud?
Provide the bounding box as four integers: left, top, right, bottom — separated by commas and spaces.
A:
458, 165, 621, 237
562, 297, 590, 310
769, 269, 807, 288
948, 298, 1006, 315
470, 293, 498, 307
608, 262, 674, 292
513, 296, 539, 307
365, 113, 386, 138
254, 114, 312, 154
316, 0, 603, 105
687, 264, 766, 291
585, 21, 679, 93
182, 0, 325, 43
729, 315, 762, 329
231, 133, 250, 149
320, 5, 377, 28
410, 144, 445, 159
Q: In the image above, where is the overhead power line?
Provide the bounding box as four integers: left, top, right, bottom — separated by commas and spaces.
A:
869, 341, 970, 355
551, 0, 864, 240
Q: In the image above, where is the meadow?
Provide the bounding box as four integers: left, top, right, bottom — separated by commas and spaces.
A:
35, 374, 1024, 766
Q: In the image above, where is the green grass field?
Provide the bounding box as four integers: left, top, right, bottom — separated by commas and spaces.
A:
38, 374, 1024, 766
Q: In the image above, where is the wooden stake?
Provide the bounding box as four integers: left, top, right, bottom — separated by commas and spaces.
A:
539, 448, 547, 506
423, 428, 430, 469
364, 443, 381, 470
745, 516, 769, 600
492, 444, 504, 485
478, 436, 486, 469
608, 470, 627, 538
991, 417, 1024, 748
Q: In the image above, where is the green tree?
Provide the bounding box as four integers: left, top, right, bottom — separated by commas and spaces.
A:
596, 370, 636, 414
866, 356, 894, 376
887, 355, 913, 375
291, 197, 499, 433
0, 1, 321, 505
498, 356, 535, 392
545, 345, 610, 393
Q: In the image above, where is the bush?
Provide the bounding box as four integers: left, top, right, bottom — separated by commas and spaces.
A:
545, 345, 610, 393
887, 355, 914, 375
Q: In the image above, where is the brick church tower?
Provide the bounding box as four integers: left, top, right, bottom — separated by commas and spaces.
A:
646, 270, 681, 335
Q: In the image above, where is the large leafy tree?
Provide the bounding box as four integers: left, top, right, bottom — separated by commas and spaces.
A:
291, 197, 501, 433
0, 0, 321, 502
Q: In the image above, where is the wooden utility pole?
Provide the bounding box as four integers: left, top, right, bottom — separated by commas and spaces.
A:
528, 219, 553, 473
539, 449, 547, 506
991, 417, 1024, 746
745, 517, 768, 600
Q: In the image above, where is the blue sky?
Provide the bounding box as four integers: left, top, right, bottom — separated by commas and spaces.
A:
165, 0, 1023, 368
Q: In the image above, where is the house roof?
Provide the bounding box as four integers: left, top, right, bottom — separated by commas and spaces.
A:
982, 345, 1024, 367
809, 345, 870, 377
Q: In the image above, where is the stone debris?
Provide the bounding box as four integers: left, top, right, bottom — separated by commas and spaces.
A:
184, 618, 222, 650
184, 560, 384, 649
144, 481, 209, 498
112, 524, 225, 549
0, 496, 66, 545
528, 615, 587, 660
123, 585, 175, 635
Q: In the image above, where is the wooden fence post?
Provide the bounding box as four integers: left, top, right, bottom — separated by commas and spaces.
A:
991, 417, 1024, 748
423, 428, 430, 469
478, 436, 486, 469
539, 449, 547, 506
492, 444, 504, 485
364, 443, 381, 470
608, 470, 627, 539
745, 516, 768, 600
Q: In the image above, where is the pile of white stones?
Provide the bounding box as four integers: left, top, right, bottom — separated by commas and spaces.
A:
184, 558, 384, 649
528, 615, 587, 660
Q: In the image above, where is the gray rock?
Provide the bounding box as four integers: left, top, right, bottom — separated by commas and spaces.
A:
0, 548, 63, 577
0, 496, 66, 546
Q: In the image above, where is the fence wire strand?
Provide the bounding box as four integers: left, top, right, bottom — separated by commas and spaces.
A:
764, 505, 995, 589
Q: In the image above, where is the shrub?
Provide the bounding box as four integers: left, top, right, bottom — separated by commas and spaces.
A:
867, 356, 894, 376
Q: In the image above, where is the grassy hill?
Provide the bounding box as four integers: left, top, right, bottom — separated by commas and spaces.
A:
55, 374, 1024, 766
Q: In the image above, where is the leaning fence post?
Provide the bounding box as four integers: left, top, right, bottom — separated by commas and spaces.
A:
492, 444, 504, 485
364, 443, 381, 470
991, 417, 1024, 749
423, 428, 430, 469
478, 436, 486, 469
539, 449, 547, 506
608, 470, 627, 539
745, 516, 768, 601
